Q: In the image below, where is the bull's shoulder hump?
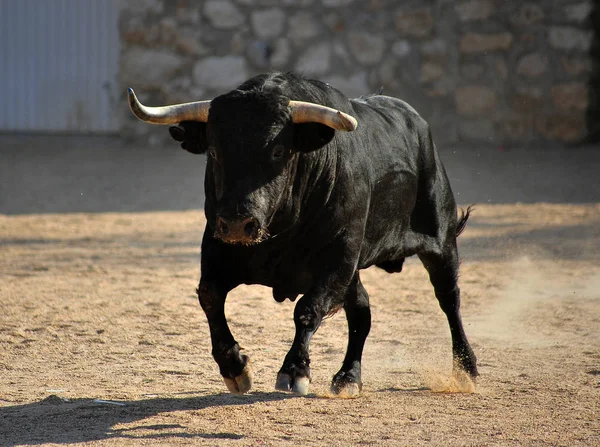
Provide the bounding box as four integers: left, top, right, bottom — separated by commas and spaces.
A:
352, 95, 420, 116
350, 96, 429, 135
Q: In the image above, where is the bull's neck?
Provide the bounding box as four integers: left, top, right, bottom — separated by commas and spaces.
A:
290, 144, 338, 226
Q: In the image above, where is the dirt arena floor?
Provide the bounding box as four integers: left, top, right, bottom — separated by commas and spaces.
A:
1, 202, 599, 446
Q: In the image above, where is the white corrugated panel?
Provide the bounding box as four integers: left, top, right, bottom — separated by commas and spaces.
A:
0, 0, 120, 133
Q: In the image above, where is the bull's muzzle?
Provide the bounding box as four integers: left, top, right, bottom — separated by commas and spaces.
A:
216, 215, 263, 245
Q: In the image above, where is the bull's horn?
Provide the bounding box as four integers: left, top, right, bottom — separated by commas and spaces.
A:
289, 101, 358, 131
127, 88, 211, 124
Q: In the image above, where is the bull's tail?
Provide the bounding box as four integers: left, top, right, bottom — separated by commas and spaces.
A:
456, 205, 474, 237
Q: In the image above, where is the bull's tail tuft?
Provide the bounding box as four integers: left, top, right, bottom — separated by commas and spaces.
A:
456, 205, 474, 237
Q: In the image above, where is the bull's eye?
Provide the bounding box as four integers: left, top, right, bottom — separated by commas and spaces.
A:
272, 145, 285, 161
209, 147, 217, 159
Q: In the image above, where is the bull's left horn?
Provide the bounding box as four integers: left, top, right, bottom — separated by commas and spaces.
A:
289, 101, 358, 132
127, 88, 211, 124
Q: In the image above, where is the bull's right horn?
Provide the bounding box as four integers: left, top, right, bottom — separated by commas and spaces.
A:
127, 88, 211, 124
289, 101, 358, 131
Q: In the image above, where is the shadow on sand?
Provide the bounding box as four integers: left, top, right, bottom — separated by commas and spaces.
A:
0, 392, 293, 445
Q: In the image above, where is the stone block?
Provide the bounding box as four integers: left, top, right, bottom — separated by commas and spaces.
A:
323, 12, 345, 32
391, 40, 411, 58
508, 92, 546, 113
425, 77, 454, 97
238, 0, 299, 5
122, 0, 163, 15
322, 0, 354, 6
175, 30, 209, 57
394, 8, 433, 38
158, 17, 178, 46
455, 0, 494, 22
455, 85, 497, 116
251, 8, 286, 39
510, 3, 544, 27
175, 4, 200, 24
282, 0, 316, 4
560, 56, 591, 76
295, 42, 332, 75
535, 112, 586, 143
552, 83, 589, 111
287, 11, 321, 41
193, 56, 249, 90
348, 32, 386, 66
500, 115, 534, 141
460, 33, 513, 54
420, 62, 444, 84
548, 27, 593, 52
121, 18, 158, 47
204, 1, 245, 29
121, 48, 185, 90
420, 39, 447, 58
564, 2, 592, 23
516, 53, 548, 78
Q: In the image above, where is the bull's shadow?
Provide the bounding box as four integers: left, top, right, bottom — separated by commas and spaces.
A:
0, 392, 291, 446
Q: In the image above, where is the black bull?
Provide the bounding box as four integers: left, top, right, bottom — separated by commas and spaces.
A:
129, 72, 478, 396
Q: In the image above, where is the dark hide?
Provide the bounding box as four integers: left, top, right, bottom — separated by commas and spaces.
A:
169, 72, 478, 395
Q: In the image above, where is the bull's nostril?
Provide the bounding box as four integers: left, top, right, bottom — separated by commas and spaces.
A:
244, 219, 258, 236
218, 218, 230, 235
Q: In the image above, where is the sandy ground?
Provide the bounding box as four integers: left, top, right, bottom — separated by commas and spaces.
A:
1, 203, 599, 446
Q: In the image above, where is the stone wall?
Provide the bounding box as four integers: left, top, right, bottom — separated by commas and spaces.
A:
119, 0, 596, 146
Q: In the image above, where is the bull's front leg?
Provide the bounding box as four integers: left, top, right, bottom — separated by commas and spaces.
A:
275, 278, 350, 396
197, 280, 252, 394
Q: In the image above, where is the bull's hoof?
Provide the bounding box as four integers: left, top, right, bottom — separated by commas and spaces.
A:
454, 353, 478, 380
331, 371, 362, 398
331, 381, 361, 398
275, 373, 310, 396
223, 363, 253, 395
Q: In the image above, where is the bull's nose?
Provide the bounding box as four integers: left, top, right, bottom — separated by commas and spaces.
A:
217, 217, 231, 235
216, 216, 260, 242
242, 217, 259, 237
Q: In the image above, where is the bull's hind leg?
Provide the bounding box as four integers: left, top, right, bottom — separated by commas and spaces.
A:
331, 273, 371, 397
419, 244, 478, 378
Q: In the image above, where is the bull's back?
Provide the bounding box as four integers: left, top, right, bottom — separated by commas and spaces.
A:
348, 95, 444, 269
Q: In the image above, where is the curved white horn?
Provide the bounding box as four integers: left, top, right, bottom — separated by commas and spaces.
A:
289, 100, 358, 131
128, 88, 211, 124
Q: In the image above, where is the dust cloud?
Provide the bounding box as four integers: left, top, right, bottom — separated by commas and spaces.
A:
470, 256, 600, 347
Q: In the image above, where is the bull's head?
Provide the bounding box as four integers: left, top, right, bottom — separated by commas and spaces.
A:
128, 87, 358, 245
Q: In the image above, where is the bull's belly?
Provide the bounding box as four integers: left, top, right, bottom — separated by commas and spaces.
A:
358, 227, 422, 270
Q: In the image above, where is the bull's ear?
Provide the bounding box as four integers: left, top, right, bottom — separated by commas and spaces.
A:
293, 123, 335, 153
168, 121, 208, 155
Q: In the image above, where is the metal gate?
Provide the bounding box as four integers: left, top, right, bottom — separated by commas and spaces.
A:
0, 0, 120, 133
